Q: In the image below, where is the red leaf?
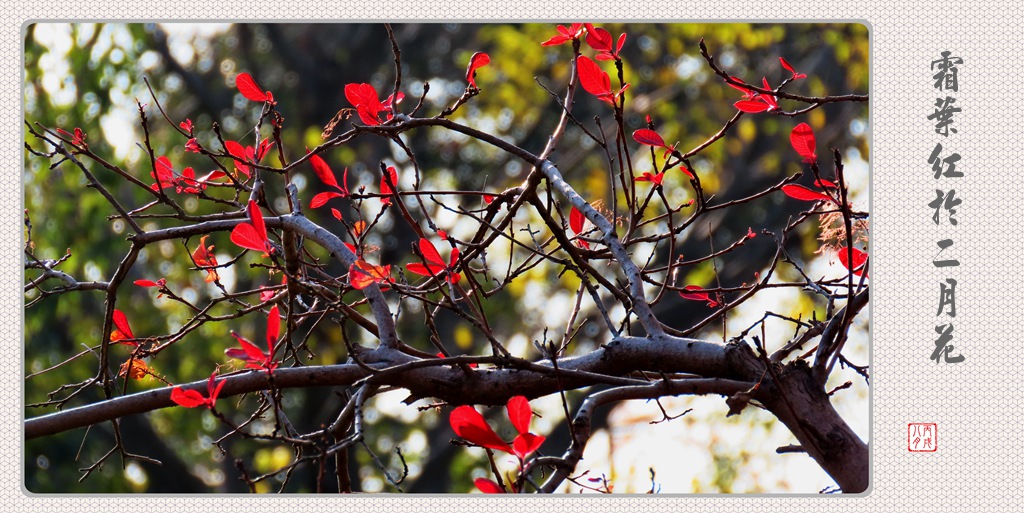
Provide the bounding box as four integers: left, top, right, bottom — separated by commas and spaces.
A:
632, 128, 666, 148
331, 208, 343, 221
790, 123, 817, 163
576, 55, 611, 98
466, 52, 490, 88
512, 432, 546, 460
230, 224, 267, 254
506, 396, 532, 435
569, 206, 585, 234
474, 478, 505, 494
780, 57, 807, 80
679, 285, 719, 308
134, 279, 161, 287
179, 119, 193, 132
110, 309, 136, 344
310, 191, 344, 209
170, 387, 208, 408
449, 405, 511, 453
380, 166, 398, 205
734, 100, 771, 113
230, 333, 267, 362
345, 83, 383, 125
837, 247, 869, 278
265, 304, 280, 353
584, 24, 613, 52
569, 206, 590, 249
224, 140, 252, 177
235, 72, 269, 103
781, 184, 834, 203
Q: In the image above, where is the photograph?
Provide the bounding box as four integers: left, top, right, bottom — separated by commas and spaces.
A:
23, 22, 869, 494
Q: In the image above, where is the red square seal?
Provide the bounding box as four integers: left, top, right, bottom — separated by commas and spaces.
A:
907, 423, 937, 452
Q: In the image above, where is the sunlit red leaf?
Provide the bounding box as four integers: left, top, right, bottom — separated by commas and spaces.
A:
584, 24, 613, 51
309, 154, 339, 189
310, 191, 345, 209
119, 359, 151, 380
837, 247, 869, 278
345, 83, 384, 125
569, 206, 589, 249
790, 123, 817, 163
466, 52, 490, 88
734, 99, 772, 113
506, 395, 532, 435
576, 55, 611, 99
134, 278, 165, 288
474, 478, 505, 494
235, 72, 270, 103
230, 200, 272, 255
760, 77, 779, 110
224, 140, 253, 177
512, 432, 546, 460
170, 387, 208, 408
449, 405, 512, 453
179, 119, 193, 132
406, 238, 460, 284
349, 260, 393, 290
632, 128, 666, 148
781, 184, 834, 203
540, 23, 584, 46
679, 285, 719, 308
110, 309, 136, 345
780, 57, 807, 80
379, 166, 399, 205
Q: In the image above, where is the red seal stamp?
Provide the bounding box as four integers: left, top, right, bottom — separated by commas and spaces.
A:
907, 423, 937, 452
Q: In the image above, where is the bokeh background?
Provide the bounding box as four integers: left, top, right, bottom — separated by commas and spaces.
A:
23, 23, 869, 493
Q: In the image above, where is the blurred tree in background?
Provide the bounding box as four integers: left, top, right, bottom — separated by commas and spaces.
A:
24, 23, 869, 493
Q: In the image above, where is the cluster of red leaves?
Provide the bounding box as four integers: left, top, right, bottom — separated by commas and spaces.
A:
230, 200, 274, 257
584, 23, 626, 61
732, 77, 779, 113
730, 57, 806, 113
225, 139, 274, 178
781, 123, 838, 203
149, 155, 207, 194
540, 23, 586, 46
349, 259, 393, 290
225, 304, 281, 373
170, 370, 226, 410
56, 127, 87, 148
450, 396, 546, 493
344, 83, 404, 126
307, 152, 349, 220
406, 238, 460, 284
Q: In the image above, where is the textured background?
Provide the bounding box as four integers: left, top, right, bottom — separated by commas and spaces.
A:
11, 1, 1023, 511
